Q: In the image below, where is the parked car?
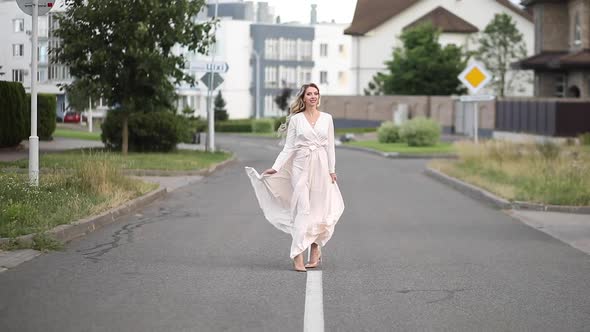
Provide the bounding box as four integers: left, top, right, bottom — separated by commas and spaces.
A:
63, 112, 81, 123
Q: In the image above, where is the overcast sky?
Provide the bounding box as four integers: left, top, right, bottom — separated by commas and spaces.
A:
255, 0, 523, 25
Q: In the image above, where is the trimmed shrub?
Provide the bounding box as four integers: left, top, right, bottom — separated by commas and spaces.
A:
101, 111, 181, 152
578, 132, 590, 146
26, 94, 57, 141
377, 121, 401, 143
252, 119, 275, 133
399, 117, 441, 147
215, 119, 252, 132
0, 82, 27, 147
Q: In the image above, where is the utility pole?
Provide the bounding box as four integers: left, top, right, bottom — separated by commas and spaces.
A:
252, 49, 260, 119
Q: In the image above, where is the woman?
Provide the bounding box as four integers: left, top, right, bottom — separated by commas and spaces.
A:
245, 83, 344, 272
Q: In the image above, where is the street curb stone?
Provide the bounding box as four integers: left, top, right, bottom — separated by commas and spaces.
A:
338, 144, 458, 159
425, 167, 590, 214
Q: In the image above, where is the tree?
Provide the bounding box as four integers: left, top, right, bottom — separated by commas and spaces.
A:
274, 87, 292, 114
214, 91, 228, 121
63, 79, 100, 113
364, 72, 386, 96
54, 0, 214, 154
474, 13, 528, 97
377, 23, 467, 95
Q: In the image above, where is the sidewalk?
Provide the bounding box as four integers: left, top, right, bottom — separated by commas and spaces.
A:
0, 137, 104, 162
0, 139, 206, 163
507, 210, 590, 256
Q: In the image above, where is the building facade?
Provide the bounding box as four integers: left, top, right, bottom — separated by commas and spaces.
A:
0, 0, 71, 117
344, 0, 535, 96
516, 0, 590, 98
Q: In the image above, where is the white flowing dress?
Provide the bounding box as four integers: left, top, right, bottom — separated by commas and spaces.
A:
245, 112, 345, 259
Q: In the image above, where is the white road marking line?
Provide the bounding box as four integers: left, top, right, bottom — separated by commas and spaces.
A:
304, 270, 325, 332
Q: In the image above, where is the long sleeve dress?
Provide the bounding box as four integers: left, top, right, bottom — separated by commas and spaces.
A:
245, 112, 345, 259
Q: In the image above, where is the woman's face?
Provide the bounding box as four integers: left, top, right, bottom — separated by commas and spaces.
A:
303, 86, 319, 108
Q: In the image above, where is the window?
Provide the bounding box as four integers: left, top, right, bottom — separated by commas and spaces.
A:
338, 44, 345, 54
338, 71, 347, 85
13, 44, 24, 57
300, 40, 312, 61
320, 71, 328, 84
574, 13, 582, 46
13, 19, 24, 32
37, 70, 46, 82
320, 43, 328, 57
12, 69, 25, 83
38, 43, 48, 63
555, 74, 565, 97
265, 66, 277, 88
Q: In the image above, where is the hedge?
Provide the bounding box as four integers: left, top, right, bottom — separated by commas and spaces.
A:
0, 82, 28, 147
26, 93, 57, 141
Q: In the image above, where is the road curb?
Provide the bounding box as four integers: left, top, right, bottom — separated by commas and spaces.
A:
338, 144, 457, 159
0, 156, 237, 247
425, 167, 590, 214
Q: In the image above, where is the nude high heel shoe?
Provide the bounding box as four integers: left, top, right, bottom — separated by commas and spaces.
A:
305, 244, 322, 269
293, 254, 307, 272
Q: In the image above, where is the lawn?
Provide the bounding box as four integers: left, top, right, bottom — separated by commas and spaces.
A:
346, 140, 455, 154
0, 149, 232, 172
430, 140, 590, 206
53, 128, 101, 141
0, 158, 157, 241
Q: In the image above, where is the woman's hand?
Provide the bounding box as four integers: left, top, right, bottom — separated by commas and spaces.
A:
330, 173, 337, 183
262, 168, 277, 175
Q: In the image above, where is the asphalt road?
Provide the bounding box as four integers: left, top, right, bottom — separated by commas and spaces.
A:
1, 134, 590, 331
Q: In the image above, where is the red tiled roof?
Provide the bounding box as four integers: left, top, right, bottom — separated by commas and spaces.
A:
403, 6, 479, 33
345, 0, 533, 36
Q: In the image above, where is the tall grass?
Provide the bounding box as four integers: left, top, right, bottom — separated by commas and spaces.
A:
0, 151, 155, 239
433, 140, 590, 206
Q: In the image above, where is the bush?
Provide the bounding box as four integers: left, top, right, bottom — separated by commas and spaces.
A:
26, 94, 57, 141
274, 116, 287, 131
578, 132, 590, 146
215, 119, 252, 132
400, 117, 441, 147
377, 121, 401, 143
0, 82, 28, 147
252, 119, 275, 133
101, 111, 181, 152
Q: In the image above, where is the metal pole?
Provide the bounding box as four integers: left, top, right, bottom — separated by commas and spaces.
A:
474, 102, 479, 144
29, 0, 39, 186
207, 0, 219, 153
88, 97, 93, 133
252, 50, 260, 119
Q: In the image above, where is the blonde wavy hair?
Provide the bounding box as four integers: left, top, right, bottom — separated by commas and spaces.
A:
277, 83, 321, 139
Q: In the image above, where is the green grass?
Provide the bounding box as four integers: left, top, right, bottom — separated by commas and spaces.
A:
54, 128, 101, 141
0, 149, 232, 171
0, 158, 157, 240
335, 127, 377, 135
346, 140, 455, 154
430, 140, 590, 206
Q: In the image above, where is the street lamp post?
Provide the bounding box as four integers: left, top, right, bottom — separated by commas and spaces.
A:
206, 0, 219, 153
251, 49, 260, 119
29, 0, 39, 186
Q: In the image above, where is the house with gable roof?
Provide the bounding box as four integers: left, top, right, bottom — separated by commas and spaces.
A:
344, 0, 535, 96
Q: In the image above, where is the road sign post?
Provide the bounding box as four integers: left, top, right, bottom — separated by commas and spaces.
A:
458, 62, 494, 144
17, 0, 54, 185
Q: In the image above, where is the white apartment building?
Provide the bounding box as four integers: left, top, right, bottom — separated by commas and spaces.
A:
0, 0, 70, 115
313, 23, 354, 96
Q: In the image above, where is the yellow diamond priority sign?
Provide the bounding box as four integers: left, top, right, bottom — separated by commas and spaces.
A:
458, 62, 493, 94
